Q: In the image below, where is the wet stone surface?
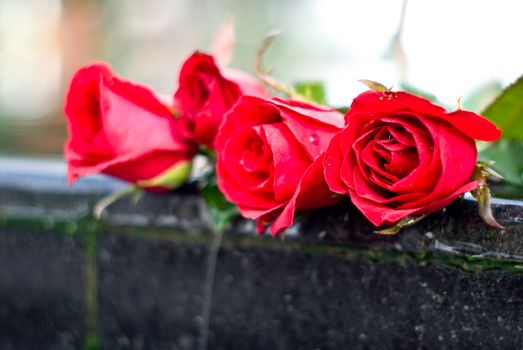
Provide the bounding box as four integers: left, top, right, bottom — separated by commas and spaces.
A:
0, 157, 522, 349
209, 245, 523, 350
296, 197, 523, 259
97, 231, 208, 350
0, 226, 85, 350
100, 184, 208, 233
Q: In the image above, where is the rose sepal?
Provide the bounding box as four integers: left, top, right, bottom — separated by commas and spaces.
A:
358, 79, 390, 92
93, 186, 144, 220
135, 160, 192, 190
374, 214, 428, 235
471, 161, 504, 229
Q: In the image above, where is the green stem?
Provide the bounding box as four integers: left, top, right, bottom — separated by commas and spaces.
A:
199, 228, 224, 350
93, 186, 140, 220
84, 224, 100, 350
255, 32, 312, 102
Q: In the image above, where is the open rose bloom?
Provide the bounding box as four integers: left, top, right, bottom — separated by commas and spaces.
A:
64, 58, 504, 235
64, 64, 196, 191
324, 90, 502, 227
174, 52, 268, 149
215, 96, 345, 236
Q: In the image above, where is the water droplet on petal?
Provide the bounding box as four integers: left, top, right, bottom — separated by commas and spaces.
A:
309, 133, 319, 145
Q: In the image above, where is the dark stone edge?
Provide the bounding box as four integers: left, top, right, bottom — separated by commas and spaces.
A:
1, 156, 522, 263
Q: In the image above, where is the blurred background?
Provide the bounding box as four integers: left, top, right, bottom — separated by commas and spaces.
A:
0, 0, 522, 155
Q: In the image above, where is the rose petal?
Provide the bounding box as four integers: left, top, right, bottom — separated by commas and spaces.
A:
215, 96, 281, 151
270, 155, 339, 236
262, 123, 312, 201
175, 52, 269, 148
217, 159, 282, 210
221, 126, 274, 193
222, 69, 270, 99
383, 117, 438, 194
65, 64, 195, 186
383, 147, 418, 178
255, 211, 281, 235
273, 98, 345, 128
267, 99, 344, 159
346, 91, 446, 124
238, 203, 285, 221
100, 78, 188, 155
398, 121, 477, 209
191, 77, 240, 147
361, 142, 400, 184
351, 166, 391, 203
64, 64, 114, 169
349, 189, 419, 226
103, 150, 189, 187
388, 124, 416, 146
411, 180, 478, 214
324, 131, 349, 194
443, 109, 501, 142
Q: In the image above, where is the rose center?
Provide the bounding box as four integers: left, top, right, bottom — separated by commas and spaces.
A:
222, 127, 274, 193
382, 146, 418, 177
361, 124, 420, 184
378, 126, 418, 178
240, 136, 266, 172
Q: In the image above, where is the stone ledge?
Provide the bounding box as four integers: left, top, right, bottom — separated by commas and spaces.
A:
0, 156, 522, 350
1, 156, 522, 260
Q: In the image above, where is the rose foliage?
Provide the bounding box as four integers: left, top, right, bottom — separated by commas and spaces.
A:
64, 50, 502, 235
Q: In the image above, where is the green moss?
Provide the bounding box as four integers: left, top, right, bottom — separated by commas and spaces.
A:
1, 217, 522, 277
105, 224, 523, 273
84, 332, 99, 350
0, 217, 100, 238
0, 215, 522, 349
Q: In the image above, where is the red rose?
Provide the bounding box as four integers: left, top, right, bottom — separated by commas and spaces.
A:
64, 64, 196, 191
215, 96, 345, 236
324, 90, 502, 227
174, 52, 268, 149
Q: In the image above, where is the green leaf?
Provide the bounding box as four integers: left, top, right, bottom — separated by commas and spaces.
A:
482, 75, 523, 140
335, 106, 349, 114
462, 80, 503, 113
479, 140, 523, 186
293, 82, 327, 105
202, 181, 239, 231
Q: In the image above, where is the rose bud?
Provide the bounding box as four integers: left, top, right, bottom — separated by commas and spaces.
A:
64, 63, 196, 191
174, 52, 269, 149
215, 96, 345, 236
324, 90, 502, 228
